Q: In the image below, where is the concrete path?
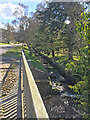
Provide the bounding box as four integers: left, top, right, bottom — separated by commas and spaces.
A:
1, 80, 18, 119
0, 57, 21, 119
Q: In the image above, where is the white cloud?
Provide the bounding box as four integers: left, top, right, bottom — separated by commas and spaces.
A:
0, 24, 6, 29
0, 0, 44, 2
0, 3, 24, 19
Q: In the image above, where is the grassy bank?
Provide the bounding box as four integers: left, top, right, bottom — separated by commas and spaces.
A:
24, 46, 47, 73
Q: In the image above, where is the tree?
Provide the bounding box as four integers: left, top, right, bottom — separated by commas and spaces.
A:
35, 2, 66, 57
12, 3, 39, 55
67, 11, 89, 118
2, 23, 15, 43
60, 2, 84, 60
35, 2, 84, 59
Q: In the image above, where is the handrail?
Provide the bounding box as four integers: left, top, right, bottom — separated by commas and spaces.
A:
22, 50, 49, 119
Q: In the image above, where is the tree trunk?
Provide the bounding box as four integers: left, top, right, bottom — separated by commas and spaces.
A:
29, 50, 32, 55
78, 50, 81, 59
47, 50, 50, 55
68, 47, 73, 60
27, 44, 32, 55
63, 45, 64, 54
52, 49, 55, 57
7, 41, 10, 44
62, 42, 64, 54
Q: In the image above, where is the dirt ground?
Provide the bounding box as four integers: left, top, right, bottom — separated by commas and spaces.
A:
30, 65, 82, 119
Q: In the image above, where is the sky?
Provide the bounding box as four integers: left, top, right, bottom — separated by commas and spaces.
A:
0, 0, 89, 29
0, 1, 42, 29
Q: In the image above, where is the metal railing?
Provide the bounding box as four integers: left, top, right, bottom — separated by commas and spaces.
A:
22, 50, 49, 119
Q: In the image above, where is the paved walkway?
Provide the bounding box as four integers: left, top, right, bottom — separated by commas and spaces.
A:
0, 44, 22, 55
1, 80, 18, 119
0, 58, 21, 119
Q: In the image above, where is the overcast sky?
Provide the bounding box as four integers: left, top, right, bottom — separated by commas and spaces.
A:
0, 1, 41, 28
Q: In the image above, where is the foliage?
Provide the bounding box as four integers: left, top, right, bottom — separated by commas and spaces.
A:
35, 2, 89, 117
34, 2, 84, 60
1, 23, 16, 43
2, 2, 89, 118
31, 3, 89, 118
67, 11, 89, 118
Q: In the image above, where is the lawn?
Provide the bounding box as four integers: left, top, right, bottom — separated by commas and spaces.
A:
2, 45, 47, 73
41, 50, 79, 67
2, 46, 23, 57
0, 43, 9, 45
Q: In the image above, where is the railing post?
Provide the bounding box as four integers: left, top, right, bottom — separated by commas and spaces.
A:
17, 57, 22, 118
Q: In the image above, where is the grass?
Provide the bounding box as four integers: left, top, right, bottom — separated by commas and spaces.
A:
2, 46, 22, 57
24, 46, 80, 73
24, 46, 47, 73
0, 43, 9, 45
41, 50, 80, 70
2, 45, 47, 73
